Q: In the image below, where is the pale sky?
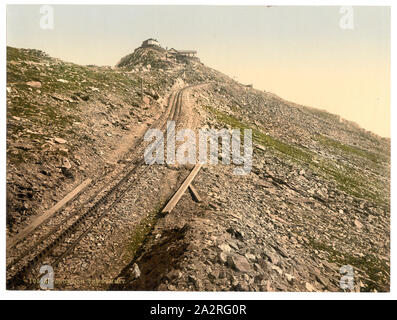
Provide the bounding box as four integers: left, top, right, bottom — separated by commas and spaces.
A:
7, 5, 391, 137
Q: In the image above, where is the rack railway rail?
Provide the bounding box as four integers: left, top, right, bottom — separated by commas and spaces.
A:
7, 84, 199, 289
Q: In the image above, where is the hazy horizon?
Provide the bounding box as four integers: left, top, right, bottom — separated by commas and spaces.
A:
6, 5, 390, 137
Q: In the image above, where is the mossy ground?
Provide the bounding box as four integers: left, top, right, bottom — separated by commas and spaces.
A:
308, 238, 389, 292
125, 202, 166, 261
204, 105, 389, 208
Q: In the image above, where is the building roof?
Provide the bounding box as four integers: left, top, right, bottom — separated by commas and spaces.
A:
144, 38, 159, 42
177, 50, 197, 54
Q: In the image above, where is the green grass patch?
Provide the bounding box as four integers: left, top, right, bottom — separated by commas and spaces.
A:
313, 134, 387, 164
126, 202, 165, 260
205, 105, 313, 163
308, 238, 389, 292
204, 105, 389, 207
7, 46, 48, 63
312, 159, 387, 207
8, 96, 81, 131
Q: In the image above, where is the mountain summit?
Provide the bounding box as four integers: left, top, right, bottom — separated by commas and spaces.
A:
117, 39, 200, 71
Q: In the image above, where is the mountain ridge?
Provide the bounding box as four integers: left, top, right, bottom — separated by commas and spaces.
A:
6, 44, 390, 291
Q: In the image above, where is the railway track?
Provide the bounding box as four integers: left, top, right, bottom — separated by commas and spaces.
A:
7, 84, 197, 289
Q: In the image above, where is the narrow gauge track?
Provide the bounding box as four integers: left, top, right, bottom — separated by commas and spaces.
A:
7, 84, 196, 289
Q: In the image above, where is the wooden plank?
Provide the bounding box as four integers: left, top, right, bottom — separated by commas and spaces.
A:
7, 178, 92, 250
162, 164, 202, 214
188, 184, 202, 203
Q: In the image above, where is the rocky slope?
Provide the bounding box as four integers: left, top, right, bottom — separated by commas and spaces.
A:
6, 46, 182, 233
7, 44, 390, 292
112, 46, 390, 292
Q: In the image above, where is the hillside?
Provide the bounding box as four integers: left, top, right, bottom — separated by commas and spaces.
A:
6, 46, 182, 231
6, 45, 390, 292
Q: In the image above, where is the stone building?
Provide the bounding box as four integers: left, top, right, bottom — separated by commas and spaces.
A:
142, 38, 160, 47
